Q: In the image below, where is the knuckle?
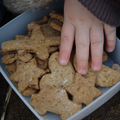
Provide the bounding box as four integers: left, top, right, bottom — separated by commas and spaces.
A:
77, 42, 87, 50
62, 35, 71, 43
91, 39, 103, 46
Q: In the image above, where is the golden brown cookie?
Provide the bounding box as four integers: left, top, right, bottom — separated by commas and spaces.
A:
49, 46, 58, 54
2, 26, 61, 60
0, 50, 15, 55
50, 19, 63, 31
73, 54, 120, 87
21, 88, 37, 96
40, 52, 75, 89
31, 16, 48, 25
17, 53, 33, 62
2, 53, 33, 64
49, 11, 64, 22
15, 35, 29, 40
2, 54, 16, 64
15, 83, 37, 96
37, 58, 48, 70
27, 16, 48, 31
30, 86, 82, 120
5, 62, 16, 74
9, 58, 46, 93
102, 51, 108, 62
112, 64, 120, 71
46, 68, 50, 73
65, 73, 102, 105
48, 17, 56, 23
73, 51, 108, 71
84, 63, 120, 87
41, 23, 61, 37
17, 49, 28, 56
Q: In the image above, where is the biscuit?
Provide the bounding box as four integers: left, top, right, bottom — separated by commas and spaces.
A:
15, 35, 29, 40
17, 53, 33, 62
17, 49, 28, 56
46, 68, 50, 73
21, 87, 37, 96
0, 50, 15, 55
112, 64, 120, 71
9, 57, 46, 93
84, 62, 120, 87
73, 51, 108, 71
30, 86, 82, 120
15, 83, 37, 96
27, 16, 48, 31
17, 49, 34, 56
102, 51, 108, 62
65, 73, 103, 105
2, 54, 16, 64
37, 58, 48, 70
49, 11, 64, 22
2, 26, 61, 60
73, 55, 120, 87
50, 20, 63, 31
48, 17, 56, 23
49, 46, 58, 54
27, 23, 40, 31
5, 62, 16, 74
40, 52, 75, 89
31, 16, 48, 25
41, 24, 61, 37
2, 53, 33, 64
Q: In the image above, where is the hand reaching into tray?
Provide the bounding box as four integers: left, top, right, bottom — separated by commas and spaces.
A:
59, 0, 116, 75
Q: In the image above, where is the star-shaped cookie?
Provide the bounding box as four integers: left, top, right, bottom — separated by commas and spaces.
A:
65, 73, 103, 105
2, 25, 60, 60
30, 86, 81, 120
9, 57, 46, 93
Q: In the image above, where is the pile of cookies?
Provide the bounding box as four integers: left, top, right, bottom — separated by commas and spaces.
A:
0, 11, 120, 120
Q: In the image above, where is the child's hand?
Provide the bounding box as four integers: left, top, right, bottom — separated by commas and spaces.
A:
59, 0, 116, 75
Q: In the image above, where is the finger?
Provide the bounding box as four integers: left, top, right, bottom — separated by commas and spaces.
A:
90, 25, 104, 71
59, 21, 75, 65
104, 24, 116, 52
76, 27, 89, 75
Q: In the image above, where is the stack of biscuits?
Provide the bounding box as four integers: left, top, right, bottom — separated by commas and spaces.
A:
0, 11, 120, 120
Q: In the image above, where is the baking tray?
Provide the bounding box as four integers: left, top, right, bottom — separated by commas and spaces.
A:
0, 0, 120, 120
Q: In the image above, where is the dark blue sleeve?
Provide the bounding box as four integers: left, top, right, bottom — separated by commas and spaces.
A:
78, 0, 120, 27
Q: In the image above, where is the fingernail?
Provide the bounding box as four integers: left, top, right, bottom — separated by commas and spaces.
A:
60, 58, 67, 65
107, 47, 113, 52
78, 68, 86, 75
92, 64, 100, 71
